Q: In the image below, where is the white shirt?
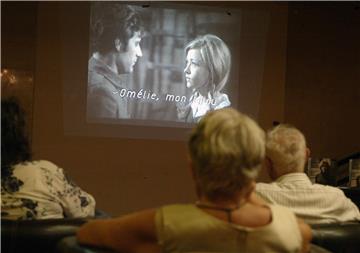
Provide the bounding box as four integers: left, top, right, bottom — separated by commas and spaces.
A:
256, 173, 360, 224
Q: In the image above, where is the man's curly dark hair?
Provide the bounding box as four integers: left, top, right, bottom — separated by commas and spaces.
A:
90, 3, 144, 54
1, 97, 31, 177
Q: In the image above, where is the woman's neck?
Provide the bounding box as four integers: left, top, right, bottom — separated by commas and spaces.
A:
195, 195, 249, 223
194, 82, 211, 98
197, 195, 247, 210
196, 193, 271, 226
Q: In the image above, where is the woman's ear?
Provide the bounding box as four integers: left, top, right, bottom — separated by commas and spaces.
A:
189, 161, 202, 198
265, 157, 279, 180
264, 157, 273, 175
244, 181, 256, 200
189, 160, 195, 180
114, 38, 122, 52
306, 148, 311, 160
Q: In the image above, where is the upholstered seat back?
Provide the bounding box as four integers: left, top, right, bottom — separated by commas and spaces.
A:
311, 222, 360, 253
1, 218, 87, 253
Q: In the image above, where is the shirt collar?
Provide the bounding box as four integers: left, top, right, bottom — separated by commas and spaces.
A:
89, 56, 126, 89
275, 172, 312, 185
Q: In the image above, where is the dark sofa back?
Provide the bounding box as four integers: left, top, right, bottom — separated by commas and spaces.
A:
311, 222, 360, 253
1, 218, 88, 253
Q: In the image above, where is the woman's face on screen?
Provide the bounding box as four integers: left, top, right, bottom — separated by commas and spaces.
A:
184, 49, 210, 91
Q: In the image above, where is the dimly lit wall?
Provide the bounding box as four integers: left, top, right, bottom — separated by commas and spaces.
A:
1, 2, 37, 71
285, 2, 360, 158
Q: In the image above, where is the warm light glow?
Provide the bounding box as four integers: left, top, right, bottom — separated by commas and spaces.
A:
1, 69, 33, 86
9, 75, 17, 84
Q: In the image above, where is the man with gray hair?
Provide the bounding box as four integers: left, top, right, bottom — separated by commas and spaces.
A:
256, 124, 360, 224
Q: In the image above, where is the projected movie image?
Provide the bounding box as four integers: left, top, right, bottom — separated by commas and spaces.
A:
86, 2, 240, 126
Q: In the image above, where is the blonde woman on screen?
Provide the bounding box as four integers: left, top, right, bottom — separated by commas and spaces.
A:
178, 34, 231, 123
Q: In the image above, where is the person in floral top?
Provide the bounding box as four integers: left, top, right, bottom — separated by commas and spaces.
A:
1, 97, 96, 220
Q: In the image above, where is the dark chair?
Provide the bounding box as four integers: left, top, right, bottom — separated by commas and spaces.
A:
1, 218, 88, 253
1, 209, 111, 253
311, 222, 360, 253
339, 187, 360, 209
57, 236, 116, 253
57, 236, 333, 253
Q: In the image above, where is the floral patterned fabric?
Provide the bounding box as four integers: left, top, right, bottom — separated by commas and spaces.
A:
1, 160, 96, 220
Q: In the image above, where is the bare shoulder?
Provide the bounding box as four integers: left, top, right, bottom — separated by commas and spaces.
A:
77, 208, 160, 253
118, 208, 158, 230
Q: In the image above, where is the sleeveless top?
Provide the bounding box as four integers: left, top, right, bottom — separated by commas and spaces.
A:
155, 204, 302, 253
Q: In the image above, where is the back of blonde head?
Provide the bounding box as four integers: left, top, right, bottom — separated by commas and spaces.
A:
188, 108, 265, 200
266, 124, 307, 175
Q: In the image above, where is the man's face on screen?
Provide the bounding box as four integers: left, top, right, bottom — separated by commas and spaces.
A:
116, 31, 143, 74
184, 49, 210, 91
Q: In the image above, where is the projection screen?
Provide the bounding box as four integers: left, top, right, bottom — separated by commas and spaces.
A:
61, 2, 269, 140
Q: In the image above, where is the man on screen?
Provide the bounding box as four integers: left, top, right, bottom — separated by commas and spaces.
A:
87, 3, 144, 120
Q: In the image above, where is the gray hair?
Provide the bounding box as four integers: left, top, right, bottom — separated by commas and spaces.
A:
185, 34, 231, 96
188, 108, 265, 201
266, 124, 307, 175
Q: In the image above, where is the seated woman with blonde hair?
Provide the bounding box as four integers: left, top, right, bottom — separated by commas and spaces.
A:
77, 108, 311, 253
